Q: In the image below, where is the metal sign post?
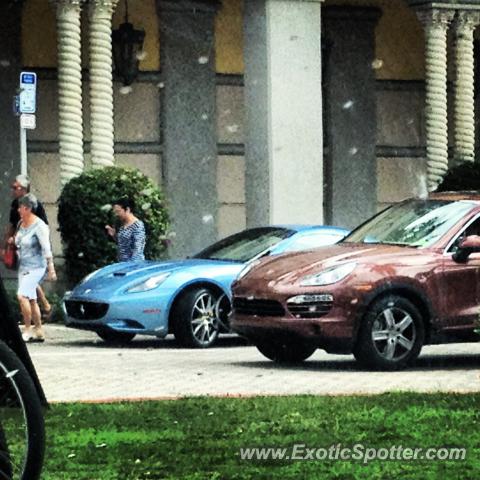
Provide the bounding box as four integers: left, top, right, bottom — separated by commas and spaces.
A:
18, 72, 37, 176
20, 127, 27, 176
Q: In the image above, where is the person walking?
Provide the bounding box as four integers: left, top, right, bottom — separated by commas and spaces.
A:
105, 197, 146, 262
5, 174, 52, 319
9, 194, 56, 342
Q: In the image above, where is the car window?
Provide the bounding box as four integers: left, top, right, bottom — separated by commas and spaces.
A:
343, 199, 476, 248
281, 232, 345, 253
194, 227, 295, 262
446, 216, 480, 253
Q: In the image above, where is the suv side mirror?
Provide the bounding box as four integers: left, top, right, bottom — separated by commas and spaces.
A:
453, 235, 480, 263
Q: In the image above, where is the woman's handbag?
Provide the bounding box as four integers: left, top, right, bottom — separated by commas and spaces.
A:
3, 243, 17, 270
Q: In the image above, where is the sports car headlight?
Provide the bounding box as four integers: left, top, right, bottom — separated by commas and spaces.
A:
126, 273, 171, 293
300, 262, 356, 287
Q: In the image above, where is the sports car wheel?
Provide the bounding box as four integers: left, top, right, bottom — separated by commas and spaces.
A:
173, 288, 221, 348
256, 340, 316, 363
353, 295, 425, 370
97, 331, 136, 345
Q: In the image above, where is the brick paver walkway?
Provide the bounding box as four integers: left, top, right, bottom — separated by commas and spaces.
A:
27, 325, 480, 402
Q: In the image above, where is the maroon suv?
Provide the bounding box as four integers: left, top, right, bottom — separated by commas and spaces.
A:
231, 192, 480, 370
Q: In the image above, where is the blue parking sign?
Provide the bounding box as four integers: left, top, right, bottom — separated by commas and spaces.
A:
19, 71, 37, 114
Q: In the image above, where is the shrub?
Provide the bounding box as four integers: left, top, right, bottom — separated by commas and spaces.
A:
436, 162, 480, 192
5, 289, 22, 325
5, 289, 64, 324
58, 167, 169, 285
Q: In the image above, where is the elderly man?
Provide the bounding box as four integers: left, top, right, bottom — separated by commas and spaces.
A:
5, 174, 51, 319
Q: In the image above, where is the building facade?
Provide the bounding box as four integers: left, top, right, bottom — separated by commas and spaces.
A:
1, 0, 479, 259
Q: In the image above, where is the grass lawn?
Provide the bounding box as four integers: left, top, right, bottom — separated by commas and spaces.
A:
43, 392, 480, 479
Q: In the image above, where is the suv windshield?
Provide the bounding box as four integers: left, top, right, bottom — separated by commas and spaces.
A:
343, 199, 476, 248
194, 227, 295, 262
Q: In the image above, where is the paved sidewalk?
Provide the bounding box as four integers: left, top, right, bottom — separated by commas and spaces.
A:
26, 325, 480, 403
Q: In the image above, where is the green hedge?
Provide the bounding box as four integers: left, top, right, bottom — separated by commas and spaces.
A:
436, 162, 480, 192
58, 167, 169, 285
5, 289, 65, 324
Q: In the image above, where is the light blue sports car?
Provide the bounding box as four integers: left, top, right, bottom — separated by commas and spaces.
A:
64, 225, 348, 347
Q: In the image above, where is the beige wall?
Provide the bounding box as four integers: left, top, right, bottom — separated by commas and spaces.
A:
21, 0, 427, 91
216, 0, 244, 74
217, 156, 246, 238
23, 0, 244, 74
376, 89, 425, 147
326, 0, 425, 80
216, 0, 426, 79
216, 83, 246, 237
22, 0, 159, 70
377, 157, 428, 211
22, 0, 429, 240
22, 0, 57, 68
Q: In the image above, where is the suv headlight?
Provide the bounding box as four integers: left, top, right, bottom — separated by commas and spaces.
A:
300, 262, 356, 286
126, 273, 171, 293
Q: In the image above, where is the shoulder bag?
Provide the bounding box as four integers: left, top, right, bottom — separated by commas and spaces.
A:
4, 243, 17, 270
4, 221, 20, 270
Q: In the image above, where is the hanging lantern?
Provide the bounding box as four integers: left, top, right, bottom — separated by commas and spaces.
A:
112, 0, 145, 86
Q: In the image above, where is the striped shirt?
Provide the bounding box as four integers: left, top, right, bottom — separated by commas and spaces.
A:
117, 220, 146, 262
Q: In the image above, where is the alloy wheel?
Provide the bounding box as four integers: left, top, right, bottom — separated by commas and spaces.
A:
190, 292, 219, 346
371, 307, 416, 362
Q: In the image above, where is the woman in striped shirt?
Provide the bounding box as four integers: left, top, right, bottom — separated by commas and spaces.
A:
105, 197, 146, 262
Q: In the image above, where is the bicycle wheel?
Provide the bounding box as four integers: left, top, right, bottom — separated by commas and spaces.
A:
0, 340, 45, 479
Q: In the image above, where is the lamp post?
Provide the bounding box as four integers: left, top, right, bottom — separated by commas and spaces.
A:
112, 0, 145, 86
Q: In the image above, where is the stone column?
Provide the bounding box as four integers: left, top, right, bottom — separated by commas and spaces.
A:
453, 11, 480, 165
157, 0, 220, 257
53, 0, 85, 185
244, 0, 324, 226
0, 1, 23, 224
416, 8, 454, 191
89, 0, 118, 168
322, 7, 380, 228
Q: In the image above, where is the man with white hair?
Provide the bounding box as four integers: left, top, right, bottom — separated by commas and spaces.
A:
5, 174, 51, 319
8, 175, 48, 227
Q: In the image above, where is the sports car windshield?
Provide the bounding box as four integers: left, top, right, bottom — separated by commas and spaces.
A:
194, 227, 295, 262
343, 199, 476, 248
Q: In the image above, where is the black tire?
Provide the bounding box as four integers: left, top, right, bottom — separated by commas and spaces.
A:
256, 340, 317, 363
353, 295, 425, 370
0, 340, 45, 479
97, 331, 136, 344
172, 288, 222, 348
214, 294, 232, 333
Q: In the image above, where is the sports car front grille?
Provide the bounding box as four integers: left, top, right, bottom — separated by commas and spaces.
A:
286, 300, 333, 318
233, 297, 285, 317
65, 300, 109, 320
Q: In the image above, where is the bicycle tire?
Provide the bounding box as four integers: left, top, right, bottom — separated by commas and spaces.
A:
0, 340, 45, 479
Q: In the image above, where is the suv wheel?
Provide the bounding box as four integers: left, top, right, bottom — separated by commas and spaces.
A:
256, 340, 316, 363
353, 295, 425, 370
